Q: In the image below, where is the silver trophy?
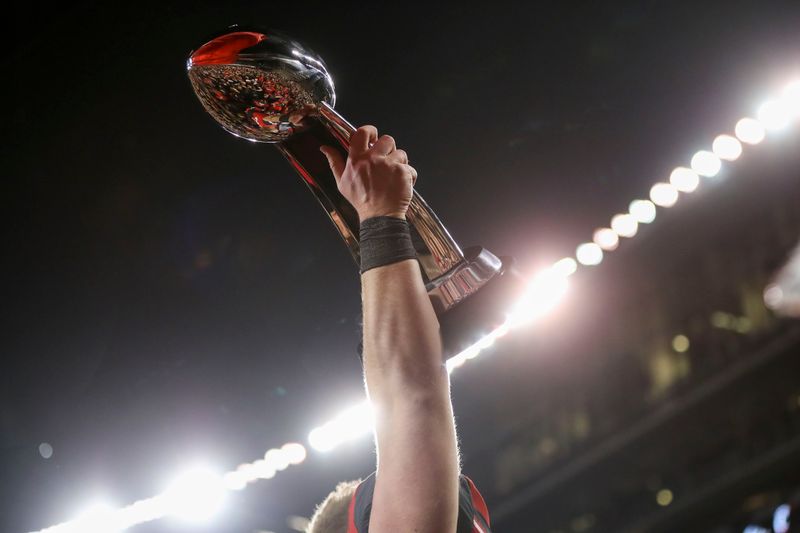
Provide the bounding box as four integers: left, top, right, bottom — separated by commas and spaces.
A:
187, 27, 523, 355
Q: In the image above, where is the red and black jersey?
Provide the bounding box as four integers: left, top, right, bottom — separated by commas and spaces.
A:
346, 472, 492, 533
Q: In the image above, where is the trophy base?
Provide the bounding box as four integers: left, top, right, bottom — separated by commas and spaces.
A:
436, 247, 526, 358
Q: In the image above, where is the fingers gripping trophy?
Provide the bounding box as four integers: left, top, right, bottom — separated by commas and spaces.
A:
187, 27, 524, 357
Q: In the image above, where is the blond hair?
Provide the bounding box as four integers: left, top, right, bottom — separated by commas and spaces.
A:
306, 479, 361, 533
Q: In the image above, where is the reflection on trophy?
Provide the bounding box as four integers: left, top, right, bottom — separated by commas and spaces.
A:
186, 27, 524, 356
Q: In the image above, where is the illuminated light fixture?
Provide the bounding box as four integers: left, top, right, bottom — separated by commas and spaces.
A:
735, 117, 766, 144
163, 467, 226, 523
117, 496, 171, 529
222, 471, 248, 491
656, 488, 674, 507
649, 183, 678, 207
669, 167, 700, 193
593, 228, 619, 250
576, 242, 603, 266
610, 214, 638, 238
445, 352, 468, 373
281, 443, 307, 465
493, 322, 511, 338
551, 257, 578, 277
671, 334, 690, 353
308, 401, 375, 452
690, 150, 721, 177
783, 79, 800, 118
711, 134, 742, 161
265, 448, 291, 472
629, 199, 657, 224
509, 268, 570, 327
757, 99, 790, 131
72, 502, 123, 533
252, 459, 276, 479
463, 345, 482, 359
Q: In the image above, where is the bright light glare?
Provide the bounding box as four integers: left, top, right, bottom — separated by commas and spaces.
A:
629, 199, 656, 224
610, 214, 638, 238
576, 243, 603, 266
669, 167, 699, 193
735, 117, 766, 144
252, 459, 276, 480
783, 80, 800, 118
73, 502, 122, 533
163, 467, 226, 523
222, 471, 248, 491
117, 496, 171, 529
690, 150, 721, 177
649, 183, 678, 207
265, 448, 291, 471
551, 257, 578, 277
712, 135, 742, 161
281, 442, 307, 465
308, 401, 375, 452
757, 99, 790, 131
593, 228, 619, 250
509, 268, 570, 326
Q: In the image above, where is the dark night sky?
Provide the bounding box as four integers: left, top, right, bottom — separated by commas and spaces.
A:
3, 2, 800, 532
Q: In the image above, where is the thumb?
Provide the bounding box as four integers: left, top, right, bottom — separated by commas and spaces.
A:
320, 145, 346, 182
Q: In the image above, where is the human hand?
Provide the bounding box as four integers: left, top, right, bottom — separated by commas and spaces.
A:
320, 125, 417, 221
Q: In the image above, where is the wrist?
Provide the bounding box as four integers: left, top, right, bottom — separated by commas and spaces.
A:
359, 210, 406, 222
359, 216, 417, 274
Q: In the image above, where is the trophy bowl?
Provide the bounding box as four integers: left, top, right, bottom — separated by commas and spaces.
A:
188, 29, 334, 143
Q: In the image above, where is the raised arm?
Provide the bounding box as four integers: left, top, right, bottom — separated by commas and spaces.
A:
322, 126, 459, 533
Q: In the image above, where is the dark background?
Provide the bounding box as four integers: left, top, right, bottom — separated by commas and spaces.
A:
3, 1, 800, 532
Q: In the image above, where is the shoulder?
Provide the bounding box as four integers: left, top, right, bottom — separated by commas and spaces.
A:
350, 473, 492, 533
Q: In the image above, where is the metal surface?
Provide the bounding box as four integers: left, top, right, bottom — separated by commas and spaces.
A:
186, 27, 508, 319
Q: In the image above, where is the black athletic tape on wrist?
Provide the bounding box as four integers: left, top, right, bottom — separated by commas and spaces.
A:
358, 216, 417, 274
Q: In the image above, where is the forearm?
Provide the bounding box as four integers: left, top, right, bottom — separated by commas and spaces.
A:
361, 258, 459, 533
361, 258, 444, 398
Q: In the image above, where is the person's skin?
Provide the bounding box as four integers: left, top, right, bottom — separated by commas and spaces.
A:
321, 127, 460, 533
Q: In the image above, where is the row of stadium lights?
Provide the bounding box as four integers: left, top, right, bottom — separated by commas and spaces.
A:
30, 80, 800, 533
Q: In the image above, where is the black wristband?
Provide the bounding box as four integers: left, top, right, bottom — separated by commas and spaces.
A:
359, 216, 417, 274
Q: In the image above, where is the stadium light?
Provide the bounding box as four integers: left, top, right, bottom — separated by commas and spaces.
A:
629, 199, 657, 224
308, 401, 375, 452
690, 150, 722, 177
650, 183, 679, 207
783, 80, 800, 118
576, 242, 603, 266
757, 99, 791, 131
712, 134, 742, 161
71, 502, 122, 533
593, 228, 619, 250
669, 167, 700, 193
610, 214, 638, 238
163, 467, 227, 523
735, 117, 766, 144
